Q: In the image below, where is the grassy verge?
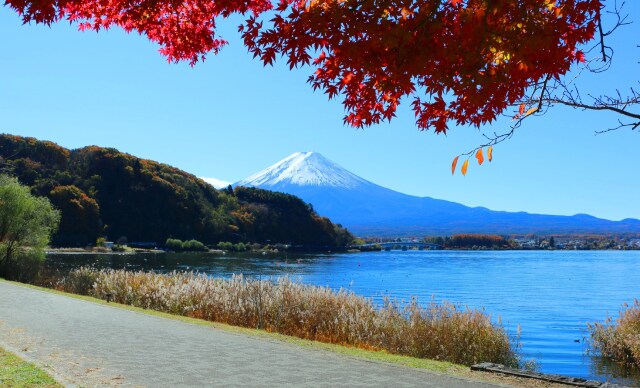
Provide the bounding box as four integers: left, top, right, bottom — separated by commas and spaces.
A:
3, 277, 465, 374
3, 278, 571, 388
0, 347, 61, 387
59, 268, 520, 367
588, 299, 640, 369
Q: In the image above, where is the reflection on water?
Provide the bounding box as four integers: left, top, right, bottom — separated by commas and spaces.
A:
591, 355, 640, 384
47, 251, 324, 278
46, 250, 640, 385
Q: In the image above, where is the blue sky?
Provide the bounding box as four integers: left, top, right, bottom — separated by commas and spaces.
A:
1, 4, 639, 221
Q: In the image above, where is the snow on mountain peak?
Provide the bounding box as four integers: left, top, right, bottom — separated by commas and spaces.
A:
200, 177, 231, 189
236, 152, 370, 189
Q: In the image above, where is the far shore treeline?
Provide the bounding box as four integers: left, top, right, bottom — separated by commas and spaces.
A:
0, 134, 354, 249
365, 234, 640, 250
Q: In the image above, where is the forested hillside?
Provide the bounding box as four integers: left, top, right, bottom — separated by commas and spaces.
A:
0, 134, 353, 248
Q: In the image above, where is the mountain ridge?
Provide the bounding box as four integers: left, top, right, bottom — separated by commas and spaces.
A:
235, 152, 640, 236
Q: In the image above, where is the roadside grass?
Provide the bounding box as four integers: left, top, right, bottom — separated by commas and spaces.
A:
588, 299, 640, 370
2, 277, 465, 375
58, 268, 520, 367
2, 278, 572, 388
0, 347, 61, 387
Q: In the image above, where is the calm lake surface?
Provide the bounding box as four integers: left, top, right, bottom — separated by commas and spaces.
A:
47, 250, 640, 385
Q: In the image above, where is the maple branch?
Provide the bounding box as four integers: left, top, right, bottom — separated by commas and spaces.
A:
537, 75, 551, 112
459, 69, 639, 162
597, 14, 608, 62
515, 79, 640, 134
505, 0, 639, 138
542, 97, 640, 121
588, 0, 630, 72
600, 0, 631, 38
594, 120, 640, 134
457, 126, 517, 161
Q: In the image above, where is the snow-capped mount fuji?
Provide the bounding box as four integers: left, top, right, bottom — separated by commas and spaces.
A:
236, 152, 370, 190
235, 152, 417, 232
235, 152, 640, 236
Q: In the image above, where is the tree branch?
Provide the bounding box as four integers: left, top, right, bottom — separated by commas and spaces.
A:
543, 97, 640, 121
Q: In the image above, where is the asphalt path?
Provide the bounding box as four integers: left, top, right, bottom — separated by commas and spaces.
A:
0, 280, 513, 387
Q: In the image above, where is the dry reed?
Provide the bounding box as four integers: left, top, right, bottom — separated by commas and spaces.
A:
60, 268, 519, 367
588, 299, 640, 369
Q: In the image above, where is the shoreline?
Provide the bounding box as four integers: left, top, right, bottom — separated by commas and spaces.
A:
46, 247, 166, 255
45, 247, 640, 255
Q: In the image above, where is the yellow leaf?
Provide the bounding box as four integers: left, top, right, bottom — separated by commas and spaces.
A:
544, 0, 555, 10
451, 156, 459, 175
487, 146, 493, 162
461, 160, 469, 176
525, 106, 538, 116
475, 149, 484, 165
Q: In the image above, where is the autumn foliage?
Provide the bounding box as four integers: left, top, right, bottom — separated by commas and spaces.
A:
6, 0, 272, 64
448, 234, 509, 248
0, 134, 353, 248
245, 0, 599, 131
7, 0, 601, 133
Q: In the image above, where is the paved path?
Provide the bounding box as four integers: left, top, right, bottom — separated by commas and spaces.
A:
0, 281, 512, 387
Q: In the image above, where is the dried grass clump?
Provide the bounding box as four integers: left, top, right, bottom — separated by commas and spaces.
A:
58, 266, 98, 295
589, 299, 640, 369
62, 268, 519, 367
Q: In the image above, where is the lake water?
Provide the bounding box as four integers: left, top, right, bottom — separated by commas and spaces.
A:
47, 250, 640, 385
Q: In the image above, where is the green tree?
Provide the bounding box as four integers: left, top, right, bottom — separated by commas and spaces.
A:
96, 237, 107, 247
217, 241, 234, 251
0, 175, 60, 281
165, 238, 184, 251
182, 239, 206, 251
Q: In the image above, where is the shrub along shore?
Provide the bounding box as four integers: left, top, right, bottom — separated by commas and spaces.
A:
60, 268, 520, 367
588, 299, 640, 369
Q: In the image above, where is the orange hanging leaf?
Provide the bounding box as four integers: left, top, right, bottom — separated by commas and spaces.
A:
461, 159, 469, 176
451, 156, 459, 175
475, 149, 484, 165
519, 104, 525, 115
487, 146, 493, 162
525, 106, 539, 117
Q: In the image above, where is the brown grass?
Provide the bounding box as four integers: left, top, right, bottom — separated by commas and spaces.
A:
588, 299, 640, 369
60, 268, 520, 367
